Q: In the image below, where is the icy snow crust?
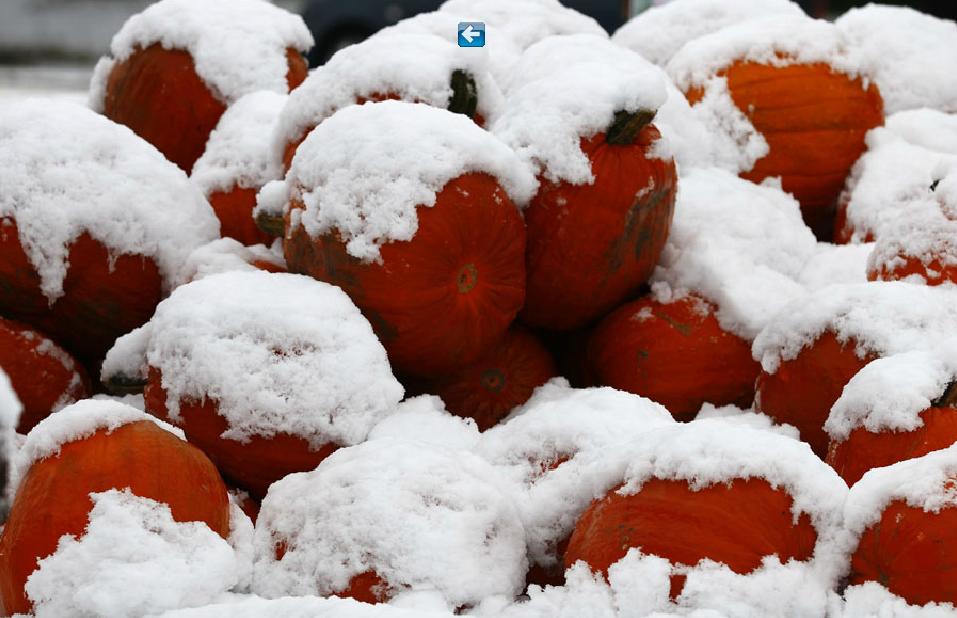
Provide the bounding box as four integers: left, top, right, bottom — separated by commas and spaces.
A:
836, 5, 957, 115
0, 98, 219, 301
14, 399, 185, 489
103, 270, 403, 450
276, 31, 504, 150
491, 34, 667, 185
252, 438, 527, 609
25, 490, 240, 618
285, 100, 536, 262
650, 167, 817, 340
192, 90, 287, 197
90, 0, 312, 108
612, 0, 806, 67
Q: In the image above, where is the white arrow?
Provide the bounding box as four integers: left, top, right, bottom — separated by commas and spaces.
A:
461, 25, 478, 43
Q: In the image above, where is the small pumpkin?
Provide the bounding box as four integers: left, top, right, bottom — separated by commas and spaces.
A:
0, 401, 230, 616
586, 295, 759, 421
0, 318, 90, 433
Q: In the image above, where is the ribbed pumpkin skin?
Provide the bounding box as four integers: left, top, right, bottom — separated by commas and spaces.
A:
418, 326, 557, 431
284, 173, 526, 378
0, 220, 163, 373
755, 332, 874, 458
564, 478, 817, 597
868, 255, 957, 286
0, 421, 230, 616
586, 296, 759, 422
341, 571, 390, 605
104, 44, 307, 173
0, 318, 90, 433
850, 499, 957, 605
689, 62, 883, 239
208, 186, 274, 246
520, 125, 677, 331
827, 407, 957, 486
144, 367, 338, 499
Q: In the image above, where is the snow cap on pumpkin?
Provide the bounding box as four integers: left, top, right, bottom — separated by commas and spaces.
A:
836, 5, 957, 115
252, 438, 527, 608
798, 242, 873, 290
275, 31, 503, 150
282, 100, 536, 262
650, 167, 817, 340
368, 395, 481, 451
153, 595, 457, 617
0, 369, 21, 431
752, 282, 957, 374
102, 270, 403, 450
191, 90, 287, 197
491, 34, 667, 185
178, 237, 285, 283
89, 0, 312, 110
0, 98, 219, 301
14, 399, 185, 489
612, 0, 806, 67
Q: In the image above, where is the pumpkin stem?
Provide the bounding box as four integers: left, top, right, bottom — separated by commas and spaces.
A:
934, 381, 957, 408
104, 373, 148, 396
931, 179, 941, 192
606, 109, 656, 146
255, 210, 285, 237
447, 69, 478, 119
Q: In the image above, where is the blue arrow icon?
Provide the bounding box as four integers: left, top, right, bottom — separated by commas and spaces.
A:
458, 22, 485, 48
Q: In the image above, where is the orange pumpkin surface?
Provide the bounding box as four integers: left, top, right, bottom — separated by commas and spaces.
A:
868, 254, 957, 286
0, 318, 90, 433
208, 186, 274, 246
415, 326, 557, 431
0, 420, 230, 615
827, 406, 957, 486
687, 62, 883, 239
104, 44, 307, 172
145, 367, 337, 499
587, 296, 759, 421
284, 172, 526, 378
755, 331, 874, 458
0, 220, 163, 373
520, 118, 677, 331
565, 478, 817, 597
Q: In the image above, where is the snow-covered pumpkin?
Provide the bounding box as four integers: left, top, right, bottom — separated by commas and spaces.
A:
0, 400, 230, 616
0, 99, 219, 370
668, 16, 883, 238
845, 445, 957, 606
252, 439, 527, 608
275, 31, 501, 171
102, 270, 404, 498
191, 91, 288, 245
754, 283, 957, 457
90, 0, 312, 172
0, 318, 89, 433
563, 421, 845, 599
412, 326, 557, 431
274, 100, 535, 377
825, 349, 957, 486
492, 35, 676, 331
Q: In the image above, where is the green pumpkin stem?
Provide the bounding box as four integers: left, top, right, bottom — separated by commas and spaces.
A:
105, 373, 148, 396
447, 69, 479, 119
934, 381, 957, 408
255, 210, 286, 237
606, 109, 657, 146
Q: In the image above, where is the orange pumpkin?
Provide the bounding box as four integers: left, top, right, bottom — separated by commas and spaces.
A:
868, 255, 957, 286
755, 331, 875, 457
0, 415, 229, 615
207, 187, 275, 247
586, 296, 759, 421
0, 318, 90, 433
828, 406, 957, 486
0, 221, 163, 372
413, 326, 557, 431
284, 172, 526, 377
144, 367, 337, 498
520, 114, 677, 331
104, 45, 307, 173
686, 62, 883, 239
564, 477, 817, 597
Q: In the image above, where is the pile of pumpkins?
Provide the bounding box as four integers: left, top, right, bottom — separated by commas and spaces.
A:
2, 0, 957, 615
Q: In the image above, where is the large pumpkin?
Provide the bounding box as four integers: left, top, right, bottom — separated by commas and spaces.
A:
412, 326, 557, 430
94, 0, 311, 172
586, 295, 759, 421
0, 318, 90, 433
0, 401, 230, 616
